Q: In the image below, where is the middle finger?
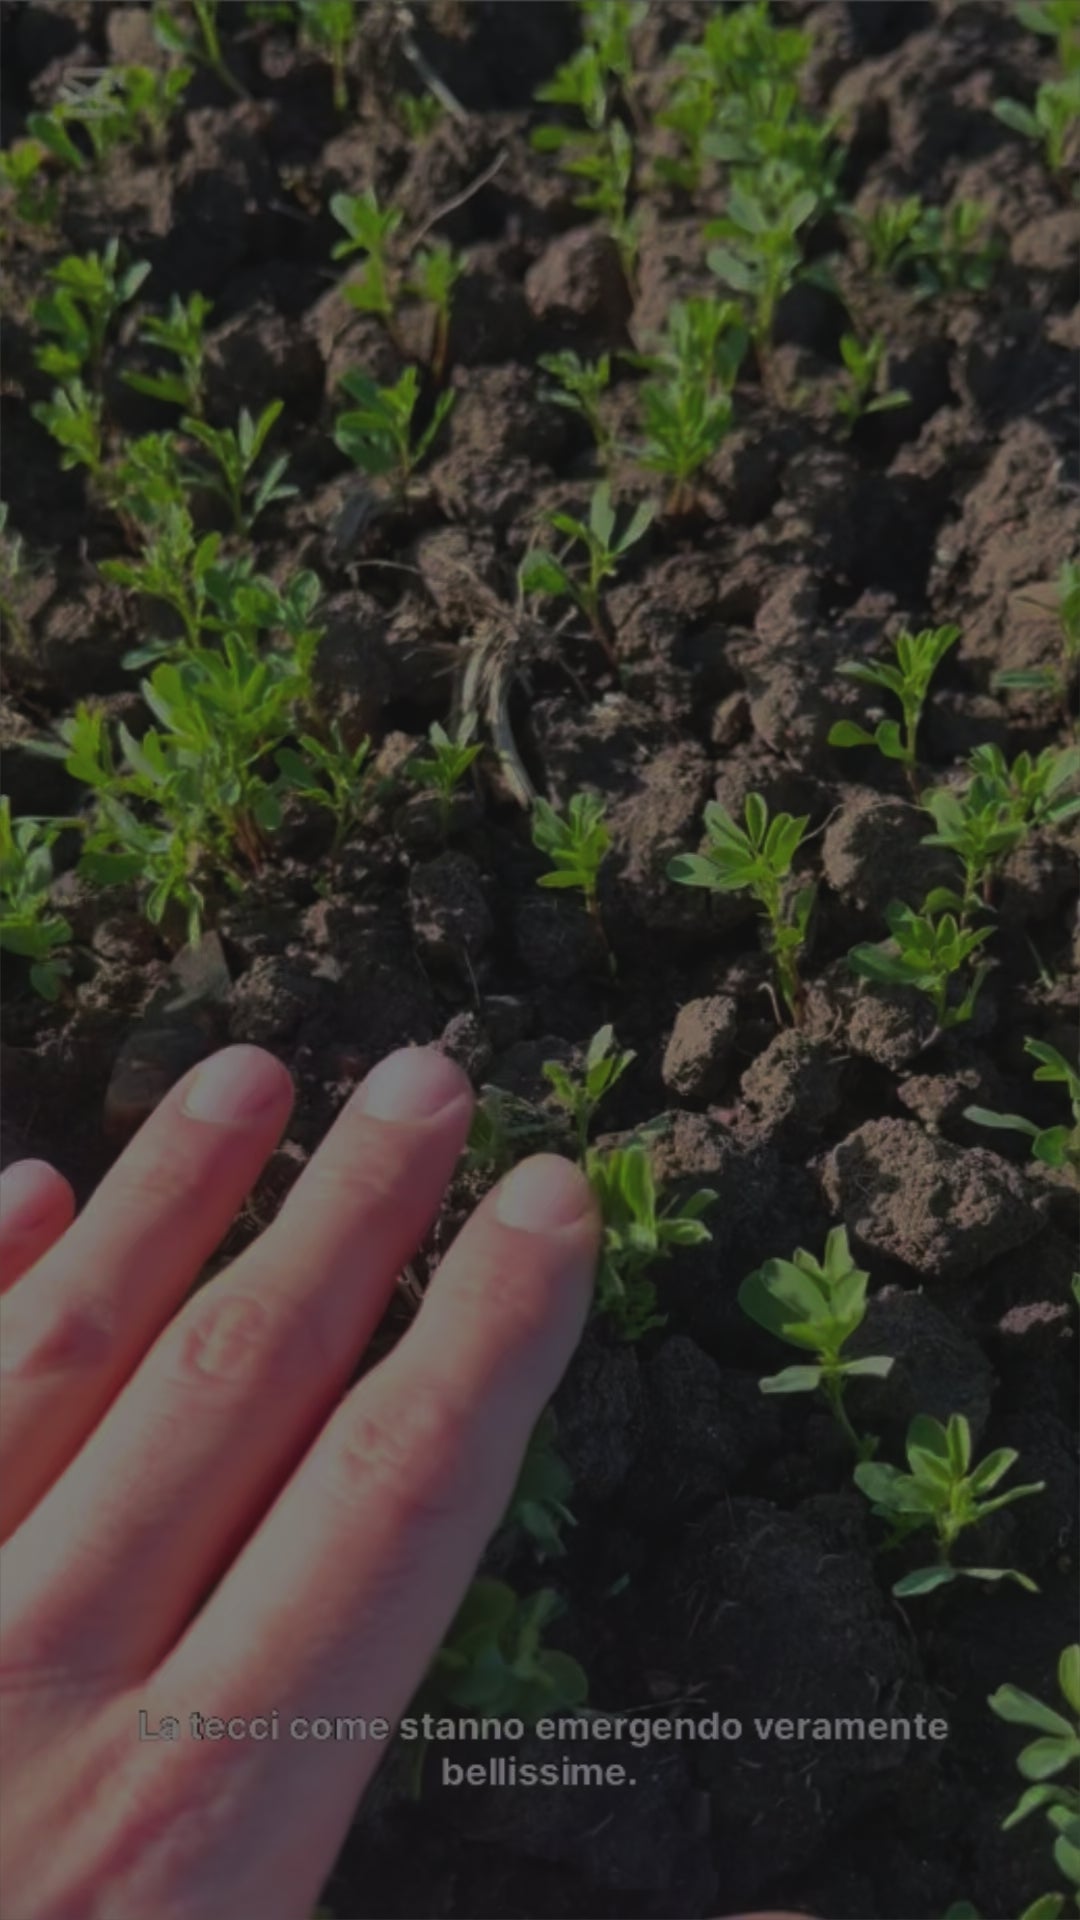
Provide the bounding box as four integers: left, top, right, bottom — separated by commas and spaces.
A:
1, 1048, 472, 1690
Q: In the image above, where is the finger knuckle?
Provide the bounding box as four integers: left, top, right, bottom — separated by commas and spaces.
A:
167, 1287, 316, 1394
325, 1374, 470, 1528
0, 1288, 113, 1381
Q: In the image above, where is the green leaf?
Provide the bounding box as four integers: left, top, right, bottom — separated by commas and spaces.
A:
759, 1364, 825, 1394
874, 719, 907, 760
989, 1684, 1077, 1740
892, 1565, 956, 1596
828, 720, 875, 747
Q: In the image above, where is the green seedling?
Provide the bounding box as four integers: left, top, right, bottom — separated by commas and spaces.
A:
538, 351, 613, 463
465, 1084, 552, 1178
843, 195, 925, 275
36, 62, 192, 167
109, 430, 186, 532
333, 366, 454, 498
330, 188, 405, 337
586, 1141, 715, 1341
506, 1410, 575, 1559
989, 1644, 1080, 1918
152, 0, 245, 98
853, 1412, 1045, 1597
31, 381, 107, 491
182, 401, 296, 535
405, 715, 482, 835
705, 77, 839, 203
994, 558, 1080, 712
0, 800, 72, 1001
635, 297, 746, 513
533, 12, 643, 282
100, 504, 218, 654
994, 71, 1080, 176
847, 899, 993, 1030
275, 724, 374, 854
531, 792, 611, 952
405, 241, 465, 384
828, 623, 959, 794
519, 482, 654, 665
706, 162, 829, 365
124, 293, 212, 415
419, 1577, 587, 1719
657, 1, 811, 191
543, 1024, 636, 1160
738, 1226, 893, 1460
298, 0, 355, 111
33, 239, 150, 389
669, 794, 814, 1024
833, 332, 910, 433
0, 139, 59, 227
907, 200, 1001, 300
1015, 0, 1080, 70
921, 743, 1080, 917
393, 91, 443, 139
965, 1038, 1080, 1179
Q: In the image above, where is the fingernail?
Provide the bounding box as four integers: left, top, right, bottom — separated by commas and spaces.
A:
0, 1160, 63, 1232
494, 1154, 594, 1234
182, 1047, 290, 1125
354, 1047, 469, 1125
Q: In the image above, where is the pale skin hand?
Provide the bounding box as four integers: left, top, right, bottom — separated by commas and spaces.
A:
0, 1044, 601, 1920
0, 1043, 805, 1920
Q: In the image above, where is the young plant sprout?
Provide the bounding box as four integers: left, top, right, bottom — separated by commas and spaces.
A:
847, 899, 994, 1031
0, 138, 57, 227
853, 1412, 1045, 1597
668, 794, 815, 1024
586, 1141, 715, 1341
531, 792, 611, 955
465, 1084, 552, 1178
988, 1643, 1080, 1918
100, 504, 217, 655
994, 558, 1080, 713
393, 91, 443, 139
738, 1226, 893, 1460
994, 71, 1080, 177
920, 742, 1080, 918
907, 200, 1001, 300
542, 1023, 636, 1160
519, 483, 654, 666
0, 800, 73, 1001
964, 1038, 1080, 1180
418, 1578, 587, 1721
31, 381, 107, 493
843, 195, 925, 276
181, 401, 296, 535
333, 367, 454, 499
32, 240, 150, 389
505, 1410, 576, 1559
123, 292, 212, 416
298, 0, 356, 111
538, 351, 614, 464
1014, 0, 1080, 71
330, 188, 405, 340
405, 716, 482, 836
635, 297, 746, 513
0, 503, 31, 652
832, 332, 910, 434
657, 0, 812, 192
35, 62, 192, 167
274, 725, 374, 854
828, 624, 960, 795
533, 6, 644, 283
405, 241, 465, 385
706, 162, 827, 370
152, 0, 246, 99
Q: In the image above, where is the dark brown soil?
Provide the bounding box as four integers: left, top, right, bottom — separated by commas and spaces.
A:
1, 5, 1077, 1918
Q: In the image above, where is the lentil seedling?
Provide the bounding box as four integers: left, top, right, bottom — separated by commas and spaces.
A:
152, 0, 245, 98
533, 2, 645, 283
538, 351, 613, 465
298, 0, 356, 111
853, 1412, 1045, 1597
738, 1226, 893, 1460
519, 483, 655, 664
706, 161, 829, 371
181, 401, 296, 536
987, 1644, 1080, 1920
531, 791, 611, 956
542, 1024, 636, 1160
827, 623, 959, 795
669, 793, 815, 1023
994, 70, 1080, 177
0, 800, 72, 1001
965, 1037, 1080, 1180
506, 1410, 576, 1559
0, 139, 58, 227
587, 1141, 715, 1341
123, 292, 212, 416
274, 724, 374, 855
635, 297, 746, 513
843, 195, 925, 276
333, 366, 454, 499
847, 898, 993, 1030
405, 241, 465, 385
907, 199, 1001, 300
32, 240, 150, 390
405, 716, 482, 836
920, 742, 1080, 918
832, 332, 910, 434
994, 558, 1080, 714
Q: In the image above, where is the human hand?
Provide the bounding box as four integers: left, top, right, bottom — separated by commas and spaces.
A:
0, 1044, 600, 1920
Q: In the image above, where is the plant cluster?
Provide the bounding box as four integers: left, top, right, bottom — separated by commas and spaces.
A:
330, 188, 465, 381
853, 1412, 1045, 1596
965, 1037, 1080, 1179
921, 742, 1080, 918
988, 1644, 1080, 1920
532, 0, 645, 280
28, 62, 192, 174
847, 899, 995, 1031
739, 1227, 893, 1459
657, 2, 826, 196
706, 161, 831, 365
586, 1142, 715, 1340
0, 801, 72, 1001
634, 297, 746, 511
669, 794, 814, 1022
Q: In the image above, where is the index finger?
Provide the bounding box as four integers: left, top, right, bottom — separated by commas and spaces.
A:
152, 1153, 599, 1917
